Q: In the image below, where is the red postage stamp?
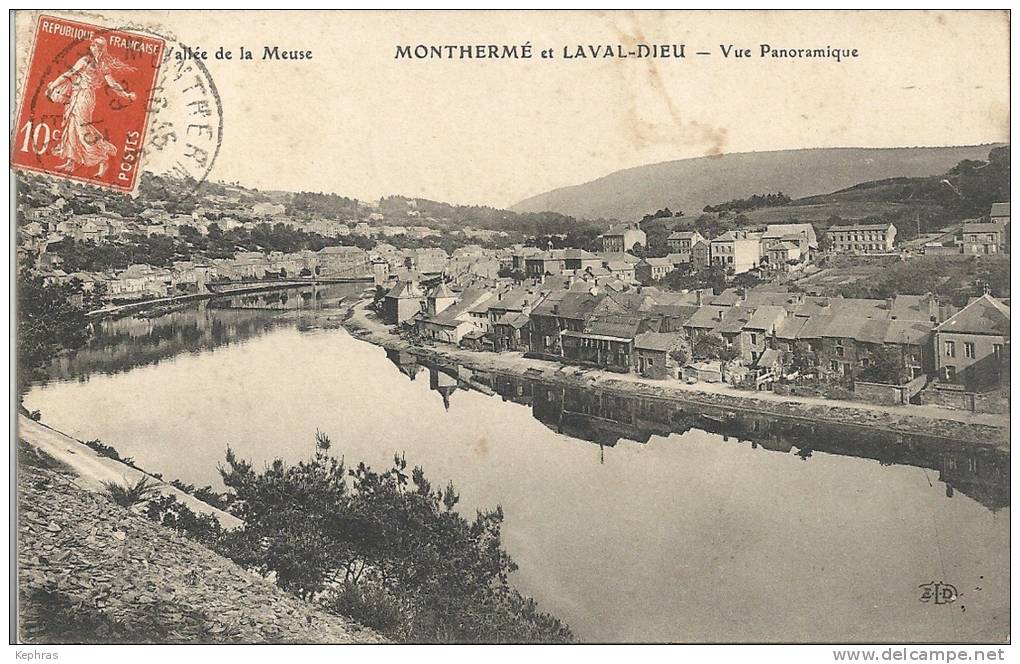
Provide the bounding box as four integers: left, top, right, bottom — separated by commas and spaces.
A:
11, 15, 165, 192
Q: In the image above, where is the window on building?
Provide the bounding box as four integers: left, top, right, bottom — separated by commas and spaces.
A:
944, 340, 955, 357
964, 342, 975, 359
830, 360, 840, 372
944, 365, 956, 381
750, 333, 758, 345
836, 346, 845, 358
993, 343, 1003, 360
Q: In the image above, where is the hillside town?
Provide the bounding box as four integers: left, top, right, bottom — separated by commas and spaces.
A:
372, 205, 1009, 415
16, 170, 1009, 415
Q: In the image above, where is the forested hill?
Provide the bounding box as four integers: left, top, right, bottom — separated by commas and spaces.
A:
511, 145, 1005, 221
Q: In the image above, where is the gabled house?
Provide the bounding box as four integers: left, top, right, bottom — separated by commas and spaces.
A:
934, 294, 1010, 389
419, 287, 494, 345
528, 289, 604, 356
382, 280, 424, 325
561, 313, 645, 372
742, 305, 787, 364
634, 332, 685, 379
599, 222, 646, 253
635, 257, 675, 284
961, 220, 1008, 255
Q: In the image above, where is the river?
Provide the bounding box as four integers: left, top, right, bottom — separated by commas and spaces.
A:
23, 284, 1010, 643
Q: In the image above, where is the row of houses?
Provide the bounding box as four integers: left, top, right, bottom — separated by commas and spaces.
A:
598, 212, 1005, 268
45, 245, 374, 302
382, 277, 1009, 401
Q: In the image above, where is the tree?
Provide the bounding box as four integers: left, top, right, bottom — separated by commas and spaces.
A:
692, 334, 726, 360
216, 433, 573, 643
16, 270, 98, 396
859, 346, 908, 385
789, 345, 817, 375
669, 345, 691, 366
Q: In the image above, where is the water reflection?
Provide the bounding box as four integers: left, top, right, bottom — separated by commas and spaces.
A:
43, 283, 364, 384
24, 298, 1010, 642
391, 351, 1010, 513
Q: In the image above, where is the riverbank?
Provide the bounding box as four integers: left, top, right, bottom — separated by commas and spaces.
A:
16, 455, 385, 643
88, 277, 374, 320
341, 299, 1010, 449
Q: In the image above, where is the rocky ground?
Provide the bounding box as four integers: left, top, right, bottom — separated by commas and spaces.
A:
16, 446, 386, 644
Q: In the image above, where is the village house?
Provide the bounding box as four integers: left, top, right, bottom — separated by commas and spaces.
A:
599, 222, 646, 253
634, 331, 685, 379
665, 230, 707, 262
382, 280, 425, 325
170, 261, 215, 293
933, 294, 1010, 389
403, 247, 448, 275
741, 305, 787, 365
682, 304, 730, 347
635, 257, 675, 284
691, 239, 711, 269
106, 264, 172, 301
765, 241, 802, 271
710, 230, 762, 274
603, 260, 637, 282
826, 223, 897, 254
419, 287, 494, 345
961, 219, 1008, 255
527, 288, 605, 357
760, 223, 818, 257
524, 249, 603, 278
492, 313, 531, 352
990, 201, 1009, 225
561, 313, 645, 372
316, 245, 370, 277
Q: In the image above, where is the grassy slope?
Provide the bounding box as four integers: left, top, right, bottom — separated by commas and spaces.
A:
512, 145, 1003, 221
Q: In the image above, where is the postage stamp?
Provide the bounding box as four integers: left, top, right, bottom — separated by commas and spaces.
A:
11, 15, 165, 192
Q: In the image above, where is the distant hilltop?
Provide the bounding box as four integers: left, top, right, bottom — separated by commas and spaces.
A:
511, 145, 1005, 222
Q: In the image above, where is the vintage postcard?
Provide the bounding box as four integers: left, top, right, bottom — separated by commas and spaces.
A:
9, 8, 1012, 656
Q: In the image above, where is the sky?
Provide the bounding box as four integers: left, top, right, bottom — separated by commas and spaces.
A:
15, 10, 1011, 208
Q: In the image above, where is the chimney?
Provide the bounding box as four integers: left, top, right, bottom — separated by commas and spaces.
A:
553, 303, 560, 315
696, 289, 703, 305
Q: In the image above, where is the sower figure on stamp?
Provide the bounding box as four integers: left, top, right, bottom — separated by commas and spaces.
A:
45, 37, 137, 177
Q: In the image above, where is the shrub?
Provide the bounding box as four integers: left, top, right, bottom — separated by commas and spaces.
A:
103, 476, 159, 508
326, 582, 403, 633
145, 493, 224, 545
215, 431, 573, 643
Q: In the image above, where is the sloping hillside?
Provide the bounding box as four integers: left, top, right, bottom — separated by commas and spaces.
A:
17, 451, 385, 644
512, 145, 1003, 221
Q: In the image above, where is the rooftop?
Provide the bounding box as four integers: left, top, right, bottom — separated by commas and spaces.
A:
936, 294, 1010, 336
634, 331, 683, 352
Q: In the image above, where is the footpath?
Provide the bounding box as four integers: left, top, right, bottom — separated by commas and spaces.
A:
17, 415, 242, 529
342, 299, 1009, 449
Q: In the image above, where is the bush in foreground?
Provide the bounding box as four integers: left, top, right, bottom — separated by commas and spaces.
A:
215, 431, 573, 643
